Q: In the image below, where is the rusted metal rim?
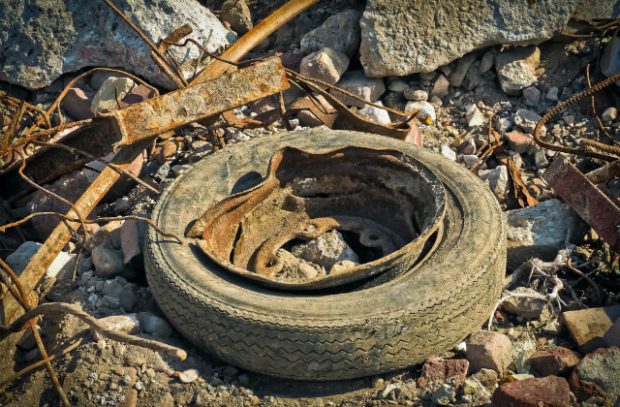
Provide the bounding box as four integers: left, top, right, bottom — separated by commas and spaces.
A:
187, 146, 447, 290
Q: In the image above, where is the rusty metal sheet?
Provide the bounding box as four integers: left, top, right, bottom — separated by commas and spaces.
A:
107, 57, 289, 146
544, 155, 620, 252
188, 146, 446, 290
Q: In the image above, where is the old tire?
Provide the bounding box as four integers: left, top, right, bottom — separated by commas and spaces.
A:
144, 130, 506, 380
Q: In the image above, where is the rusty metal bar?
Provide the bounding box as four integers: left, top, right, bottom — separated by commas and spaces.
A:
192, 0, 319, 83
107, 57, 289, 146
544, 155, 620, 252
1, 141, 149, 324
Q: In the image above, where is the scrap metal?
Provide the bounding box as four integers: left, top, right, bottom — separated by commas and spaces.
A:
544, 155, 620, 253
0, 58, 289, 324
188, 146, 446, 290
192, 0, 320, 83
0, 58, 289, 199
106, 57, 289, 146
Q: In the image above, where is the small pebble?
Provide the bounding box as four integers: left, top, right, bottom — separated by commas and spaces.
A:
441, 145, 457, 161
522, 86, 541, 106
404, 88, 428, 101
179, 368, 200, 383
545, 86, 559, 102
602, 106, 618, 122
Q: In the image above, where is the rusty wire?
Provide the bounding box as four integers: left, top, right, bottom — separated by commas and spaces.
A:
566, 259, 603, 306
0, 338, 83, 390
46, 67, 160, 127
0, 212, 181, 243
0, 257, 71, 406
28, 140, 159, 194
534, 70, 620, 161
0, 94, 52, 164
15, 149, 90, 241
585, 64, 618, 145
101, 0, 187, 87
1, 302, 187, 360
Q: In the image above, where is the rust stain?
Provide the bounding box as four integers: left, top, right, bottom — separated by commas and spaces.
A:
107, 58, 289, 146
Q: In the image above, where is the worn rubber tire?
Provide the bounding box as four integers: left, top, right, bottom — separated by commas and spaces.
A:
145, 130, 506, 380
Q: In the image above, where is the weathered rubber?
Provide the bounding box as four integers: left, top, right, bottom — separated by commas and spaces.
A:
144, 130, 506, 380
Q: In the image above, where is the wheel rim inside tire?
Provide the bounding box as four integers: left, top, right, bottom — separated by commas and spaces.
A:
187, 146, 446, 290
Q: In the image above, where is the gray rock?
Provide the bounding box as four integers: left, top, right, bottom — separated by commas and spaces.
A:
92, 244, 125, 278
546, 86, 559, 102
449, 53, 476, 87
220, 0, 253, 35
522, 86, 541, 106
91, 76, 135, 115
601, 29, 620, 81
26, 168, 99, 239
604, 319, 620, 347
430, 75, 450, 98
465, 104, 486, 127
440, 145, 457, 161
113, 196, 132, 215
480, 165, 509, 199
462, 154, 479, 168
533, 147, 549, 169
506, 199, 588, 269
102, 278, 125, 298
333, 70, 385, 108
460, 138, 477, 155
87, 221, 124, 252
514, 108, 542, 134
439, 63, 453, 76
431, 384, 456, 405
6, 241, 88, 279
502, 287, 547, 319
574, 347, 620, 404
405, 100, 436, 123
359, 1, 583, 77
358, 102, 391, 125
291, 230, 359, 270
300, 10, 362, 57
429, 95, 443, 105
387, 79, 409, 92
138, 312, 174, 338
496, 47, 540, 96
479, 50, 495, 73
0, 0, 235, 90
96, 314, 140, 335
119, 285, 138, 311
300, 48, 350, 84
496, 117, 513, 133
404, 88, 429, 101
120, 219, 146, 264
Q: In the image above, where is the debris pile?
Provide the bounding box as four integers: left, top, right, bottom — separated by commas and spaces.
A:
1, 0, 620, 405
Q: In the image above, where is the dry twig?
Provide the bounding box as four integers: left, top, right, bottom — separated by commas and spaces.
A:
1, 302, 187, 361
